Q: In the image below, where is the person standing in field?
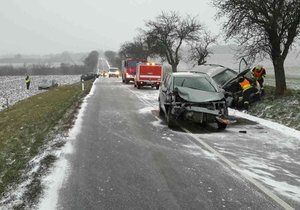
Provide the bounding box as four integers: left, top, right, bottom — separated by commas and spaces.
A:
25, 75, 31, 90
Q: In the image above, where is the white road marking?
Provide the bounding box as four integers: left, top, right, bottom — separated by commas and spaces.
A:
180, 127, 295, 210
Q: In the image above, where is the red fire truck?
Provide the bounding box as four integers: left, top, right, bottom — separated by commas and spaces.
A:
134, 63, 163, 89
121, 58, 147, 84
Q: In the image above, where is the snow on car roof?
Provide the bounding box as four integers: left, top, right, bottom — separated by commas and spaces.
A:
188, 64, 237, 77
173, 71, 207, 77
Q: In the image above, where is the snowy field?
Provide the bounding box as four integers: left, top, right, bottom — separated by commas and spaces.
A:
0, 75, 81, 111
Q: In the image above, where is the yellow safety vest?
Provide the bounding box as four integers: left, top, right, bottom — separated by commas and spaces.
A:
240, 79, 251, 91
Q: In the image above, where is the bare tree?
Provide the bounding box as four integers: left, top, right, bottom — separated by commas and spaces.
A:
188, 31, 217, 65
143, 11, 203, 72
213, 0, 300, 95
118, 36, 150, 60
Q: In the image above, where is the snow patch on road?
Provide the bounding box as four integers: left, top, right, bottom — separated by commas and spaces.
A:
151, 118, 165, 127
37, 81, 97, 210
241, 169, 300, 202
183, 144, 217, 159
239, 156, 300, 202
138, 106, 153, 114
161, 136, 172, 141
230, 108, 300, 141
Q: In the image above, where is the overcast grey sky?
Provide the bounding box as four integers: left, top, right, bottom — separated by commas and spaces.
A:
0, 0, 221, 55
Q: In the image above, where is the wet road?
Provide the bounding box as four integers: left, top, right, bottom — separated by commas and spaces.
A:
56, 78, 299, 210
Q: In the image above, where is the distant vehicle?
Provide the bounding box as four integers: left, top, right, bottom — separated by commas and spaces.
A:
81, 73, 97, 81
108, 67, 120, 78
38, 79, 58, 90
134, 63, 163, 89
159, 72, 229, 130
121, 58, 147, 84
98, 70, 108, 77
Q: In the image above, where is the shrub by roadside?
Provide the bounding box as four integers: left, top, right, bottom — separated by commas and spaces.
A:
249, 86, 300, 131
0, 80, 93, 200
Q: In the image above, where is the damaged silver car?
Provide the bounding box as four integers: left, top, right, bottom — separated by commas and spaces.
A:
158, 72, 229, 130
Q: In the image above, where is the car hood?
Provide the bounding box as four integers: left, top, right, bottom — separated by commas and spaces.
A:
176, 87, 224, 103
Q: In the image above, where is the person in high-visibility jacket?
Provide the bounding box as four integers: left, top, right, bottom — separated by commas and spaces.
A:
252, 64, 266, 95
25, 75, 31, 90
238, 77, 257, 110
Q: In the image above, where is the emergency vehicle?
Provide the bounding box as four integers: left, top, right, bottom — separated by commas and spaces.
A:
121, 58, 147, 84
134, 62, 163, 89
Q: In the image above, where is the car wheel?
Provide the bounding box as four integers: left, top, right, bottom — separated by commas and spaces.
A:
125, 79, 129, 84
156, 85, 159, 90
159, 103, 164, 116
217, 121, 227, 130
167, 107, 176, 128
137, 84, 140, 89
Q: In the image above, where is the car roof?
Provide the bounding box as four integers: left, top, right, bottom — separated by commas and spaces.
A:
187, 64, 238, 77
171, 71, 208, 78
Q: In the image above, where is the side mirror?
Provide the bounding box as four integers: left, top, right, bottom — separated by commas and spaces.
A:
161, 86, 167, 92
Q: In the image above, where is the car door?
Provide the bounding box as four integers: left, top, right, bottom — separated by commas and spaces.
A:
165, 74, 173, 103
159, 74, 171, 110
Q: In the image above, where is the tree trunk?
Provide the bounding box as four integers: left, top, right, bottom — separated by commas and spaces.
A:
172, 64, 177, 72
272, 57, 287, 95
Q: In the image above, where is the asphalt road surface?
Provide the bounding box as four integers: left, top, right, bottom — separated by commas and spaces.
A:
56, 78, 299, 210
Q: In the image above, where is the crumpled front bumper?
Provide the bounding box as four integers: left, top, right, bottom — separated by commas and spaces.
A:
171, 101, 229, 124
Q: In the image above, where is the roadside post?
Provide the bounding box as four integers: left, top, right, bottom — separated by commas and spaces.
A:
81, 79, 85, 91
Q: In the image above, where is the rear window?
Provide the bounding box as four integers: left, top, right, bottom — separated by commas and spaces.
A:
212, 69, 237, 86
174, 77, 217, 92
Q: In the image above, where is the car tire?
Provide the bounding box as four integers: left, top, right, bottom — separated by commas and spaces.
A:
158, 100, 164, 116
167, 107, 176, 128
156, 86, 159, 90
137, 84, 140, 89
217, 121, 227, 130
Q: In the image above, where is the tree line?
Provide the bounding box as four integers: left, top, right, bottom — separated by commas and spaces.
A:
0, 64, 89, 76
0, 50, 101, 76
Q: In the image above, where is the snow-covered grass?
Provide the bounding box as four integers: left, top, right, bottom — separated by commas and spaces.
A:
249, 86, 300, 131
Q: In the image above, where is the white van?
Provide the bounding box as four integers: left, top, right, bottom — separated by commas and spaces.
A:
108, 67, 120, 78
